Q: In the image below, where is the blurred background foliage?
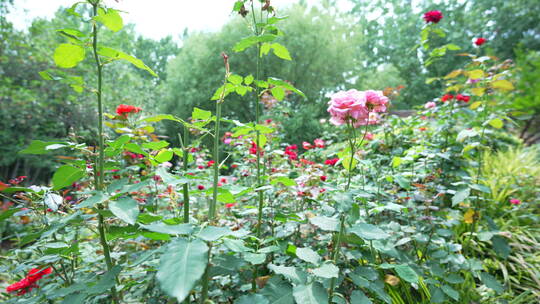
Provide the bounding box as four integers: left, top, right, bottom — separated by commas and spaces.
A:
1, 0, 539, 182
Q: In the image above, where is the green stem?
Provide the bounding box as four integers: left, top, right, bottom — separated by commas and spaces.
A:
328, 214, 346, 304
181, 127, 190, 223
91, 3, 119, 303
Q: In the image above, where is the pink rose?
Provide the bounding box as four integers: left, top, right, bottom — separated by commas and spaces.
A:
314, 138, 325, 148
364, 90, 389, 113
424, 101, 436, 109
327, 89, 368, 127
509, 198, 521, 205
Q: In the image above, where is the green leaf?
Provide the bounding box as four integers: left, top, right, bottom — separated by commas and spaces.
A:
271, 86, 286, 101
479, 272, 504, 294
441, 284, 459, 301
52, 165, 85, 190
244, 74, 254, 85
98, 46, 157, 77
192, 107, 212, 120
351, 290, 373, 304
94, 8, 123, 32
309, 216, 339, 232
394, 175, 410, 190
261, 277, 294, 304
292, 282, 327, 304
394, 264, 419, 284
237, 294, 270, 304
19, 140, 67, 154
296, 247, 321, 265
197, 226, 232, 242
349, 223, 389, 240
233, 34, 276, 52
452, 188, 470, 206
491, 235, 510, 259
87, 265, 122, 294
269, 264, 306, 285
54, 44, 85, 68
270, 176, 297, 186
109, 197, 139, 225
141, 222, 193, 235
244, 253, 266, 265
312, 263, 338, 279
154, 149, 173, 163
392, 157, 402, 168
142, 141, 169, 150
157, 238, 209, 302
228, 74, 243, 85
488, 118, 504, 129
76, 191, 108, 209
271, 42, 292, 60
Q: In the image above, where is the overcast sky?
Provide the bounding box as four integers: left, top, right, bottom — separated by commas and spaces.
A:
7, 0, 353, 41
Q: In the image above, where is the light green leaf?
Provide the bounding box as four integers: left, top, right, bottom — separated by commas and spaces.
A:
76, 191, 108, 209
452, 188, 470, 206
98, 46, 157, 77
192, 107, 212, 120
19, 140, 67, 154
197, 226, 232, 242
271, 86, 285, 101
244, 74, 254, 85
94, 8, 123, 32
109, 197, 139, 225
488, 118, 504, 129
349, 223, 389, 240
237, 294, 270, 304
269, 264, 307, 285
52, 165, 85, 190
141, 222, 193, 235
261, 276, 294, 304
54, 44, 85, 68
157, 238, 208, 302
271, 42, 292, 60
309, 216, 339, 232
154, 149, 173, 163
296, 247, 321, 265
292, 282, 327, 304
228, 74, 243, 85
312, 263, 339, 279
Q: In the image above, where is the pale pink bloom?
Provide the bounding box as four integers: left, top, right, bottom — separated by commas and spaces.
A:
327, 89, 368, 127
314, 138, 325, 148
509, 198, 521, 205
364, 132, 374, 141
160, 162, 173, 168
223, 138, 232, 145
424, 101, 436, 109
364, 90, 389, 113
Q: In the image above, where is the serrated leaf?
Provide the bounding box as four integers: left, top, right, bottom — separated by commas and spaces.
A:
296, 247, 321, 265
292, 282, 327, 304
157, 238, 208, 302
109, 197, 139, 225
271, 42, 292, 60
309, 216, 339, 232
312, 263, 338, 278
98, 46, 156, 77
54, 44, 85, 68
349, 223, 389, 240
271, 86, 285, 101
244, 74, 254, 85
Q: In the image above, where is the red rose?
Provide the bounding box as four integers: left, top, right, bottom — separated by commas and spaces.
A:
474, 37, 487, 46
197, 185, 205, 190
423, 10, 443, 23
441, 94, 454, 102
116, 104, 142, 118
456, 94, 470, 102
207, 160, 215, 168
320, 175, 327, 182
225, 203, 236, 208
324, 158, 339, 166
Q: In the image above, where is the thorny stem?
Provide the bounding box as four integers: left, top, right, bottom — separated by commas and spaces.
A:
181, 127, 190, 223
201, 53, 229, 304
91, 2, 119, 303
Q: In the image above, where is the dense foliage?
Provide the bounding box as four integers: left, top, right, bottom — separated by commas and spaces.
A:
0, 1, 539, 304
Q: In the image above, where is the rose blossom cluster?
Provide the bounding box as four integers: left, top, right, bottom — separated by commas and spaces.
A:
116, 104, 142, 118
327, 89, 389, 127
6, 267, 52, 296
302, 138, 325, 150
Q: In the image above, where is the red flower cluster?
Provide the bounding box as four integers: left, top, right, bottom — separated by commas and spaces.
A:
474, 37, 487, 46
249, 141, 264, 156
207, 160, 215, 168
423, 10, 443, 23
225, 203, 236, 209
6, 267, 52, 296
284, 144, 298, 160
124, 151, 144, 160
456, 94, 470, 102
324, 158, 339, 166
116, 104, 142, 118
441, 94, 454, 102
